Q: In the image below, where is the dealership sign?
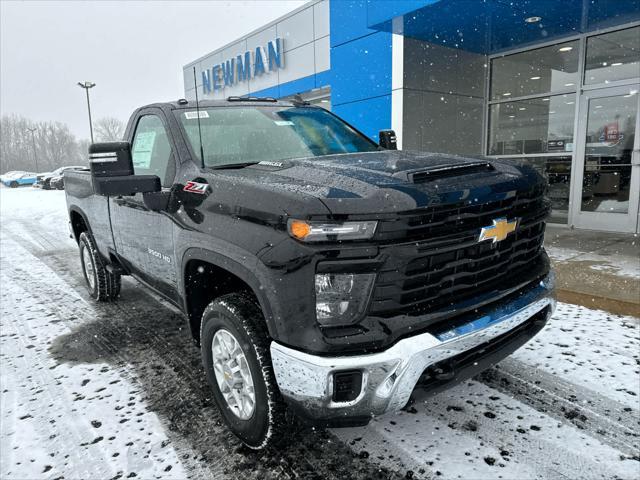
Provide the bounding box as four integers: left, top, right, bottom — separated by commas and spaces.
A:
200, 38, 284, 94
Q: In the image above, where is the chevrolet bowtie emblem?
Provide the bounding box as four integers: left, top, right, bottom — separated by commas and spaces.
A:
478, 218, 518, 243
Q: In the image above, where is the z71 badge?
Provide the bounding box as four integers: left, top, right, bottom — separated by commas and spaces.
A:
183, 181, 209, 194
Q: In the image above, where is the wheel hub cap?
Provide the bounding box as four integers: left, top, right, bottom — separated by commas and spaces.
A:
82, 247, 95, 289
212, 329, 255, 420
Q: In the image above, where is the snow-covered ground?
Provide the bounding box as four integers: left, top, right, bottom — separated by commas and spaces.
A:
1, 186, 639, 480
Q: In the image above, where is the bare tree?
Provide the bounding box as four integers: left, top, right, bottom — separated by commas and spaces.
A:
94, 117, 124, 142
76, 138, 91, 164
0, 114, 86, 173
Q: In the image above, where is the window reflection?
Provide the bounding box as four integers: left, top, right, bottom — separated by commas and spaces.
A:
491, 41, 579, 100
580, 92, 637, 214
585, 26, 640, 85
489, 95, 576, 155
509, 156, 572, 223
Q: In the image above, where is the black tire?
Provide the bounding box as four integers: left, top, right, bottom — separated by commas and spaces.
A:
9, 181, 18, 188
200, 292, 288, 450
56, 179, 65, 190
43, 180, 51, 190
78, 231, 121, 301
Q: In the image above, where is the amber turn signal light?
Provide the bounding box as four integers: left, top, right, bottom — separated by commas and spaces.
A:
289, 220, 311, 240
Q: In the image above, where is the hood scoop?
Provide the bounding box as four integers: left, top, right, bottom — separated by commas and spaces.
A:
395, 161, 495, 184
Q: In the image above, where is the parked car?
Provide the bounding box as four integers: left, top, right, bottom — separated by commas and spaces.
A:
33, 172, 51, 188
50, 174, 65, 190
1, 172, 37, 188
65, 98, 555, 449
40, 166, 85, 189
0, 171, 26, 183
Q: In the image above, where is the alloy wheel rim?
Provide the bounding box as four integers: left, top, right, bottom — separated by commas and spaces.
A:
82, 247, 95, 290
211, 329, 256, 420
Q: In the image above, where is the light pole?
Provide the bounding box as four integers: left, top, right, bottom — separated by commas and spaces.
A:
77, 81, 96, 143
26, 127, 38, 172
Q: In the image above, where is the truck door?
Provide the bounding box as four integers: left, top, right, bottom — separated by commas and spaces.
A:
110, 110, 179, 302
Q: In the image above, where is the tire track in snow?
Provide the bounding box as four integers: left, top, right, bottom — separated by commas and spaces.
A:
2, 204, 403, 480
335, 379, 640, 479
479, 358, 640, 456
1, 235, 210, 480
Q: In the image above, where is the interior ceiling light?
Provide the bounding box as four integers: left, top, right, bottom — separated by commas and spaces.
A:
530, 76, 541, 80
558, 46, 573, 52
503, 92, 512, 96
525, 16, 542, 23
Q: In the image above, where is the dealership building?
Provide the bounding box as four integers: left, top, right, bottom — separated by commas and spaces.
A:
184, 0, 640, 233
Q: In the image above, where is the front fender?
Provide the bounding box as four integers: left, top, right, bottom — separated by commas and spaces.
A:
180, 245, 280, 341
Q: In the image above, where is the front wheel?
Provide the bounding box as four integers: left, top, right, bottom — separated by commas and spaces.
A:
79, 232, 121, 301
200, 293, 288, 449
9, 181, 18, 188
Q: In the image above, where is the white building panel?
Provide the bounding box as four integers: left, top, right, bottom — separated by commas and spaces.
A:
277, 6, 314, 52
313, 0, 330, 39
278, 43, 315, 84
314, 36, 330, 73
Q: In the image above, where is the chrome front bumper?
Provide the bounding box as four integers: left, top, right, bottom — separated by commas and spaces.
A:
271, 273, 555, 421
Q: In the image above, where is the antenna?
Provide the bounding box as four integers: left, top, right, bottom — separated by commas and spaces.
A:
193, 66, 205, 169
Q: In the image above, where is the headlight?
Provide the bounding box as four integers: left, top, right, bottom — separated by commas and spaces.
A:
288, 219, 377, 242
315, 273, 376, 326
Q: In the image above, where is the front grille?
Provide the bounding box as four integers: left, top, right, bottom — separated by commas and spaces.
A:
369, 186, 549, 317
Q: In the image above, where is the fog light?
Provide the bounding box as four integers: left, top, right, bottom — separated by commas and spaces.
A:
333, 370, 363, 403
315, 273, 375, 325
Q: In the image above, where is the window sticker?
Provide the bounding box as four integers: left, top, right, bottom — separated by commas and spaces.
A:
184, 111, 210, 119
274, 120, 294, 126
132, 131, 156, 169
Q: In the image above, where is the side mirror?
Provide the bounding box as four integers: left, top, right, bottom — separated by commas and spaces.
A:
89, 142, 161, 196
379, 130, 397, 150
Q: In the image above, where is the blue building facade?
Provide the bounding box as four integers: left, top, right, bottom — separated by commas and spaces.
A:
184, 0, 640, 233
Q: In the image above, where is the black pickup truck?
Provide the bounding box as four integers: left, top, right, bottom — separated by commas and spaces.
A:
65, 98, 555, 449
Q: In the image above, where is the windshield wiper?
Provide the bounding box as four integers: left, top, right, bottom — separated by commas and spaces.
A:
209, 161, 261, 170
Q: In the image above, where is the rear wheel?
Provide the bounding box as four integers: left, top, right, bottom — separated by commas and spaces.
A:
200, 292, 288, 449
9, 181, 18, 188
79, 232, 121, 301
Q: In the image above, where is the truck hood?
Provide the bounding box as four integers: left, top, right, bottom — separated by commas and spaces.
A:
232, 150, 543, 215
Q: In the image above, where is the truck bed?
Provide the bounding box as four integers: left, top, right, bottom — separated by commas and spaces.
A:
64, 169, 115, 258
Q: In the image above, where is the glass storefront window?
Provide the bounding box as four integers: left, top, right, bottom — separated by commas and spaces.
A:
490, 40, 579, 100
488, 94, 576, 155
585, 26, 640, 85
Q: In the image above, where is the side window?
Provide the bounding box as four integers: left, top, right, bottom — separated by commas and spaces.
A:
131, 115, 175, 187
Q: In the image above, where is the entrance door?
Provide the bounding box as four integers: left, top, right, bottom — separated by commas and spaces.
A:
571, 85, 639, 232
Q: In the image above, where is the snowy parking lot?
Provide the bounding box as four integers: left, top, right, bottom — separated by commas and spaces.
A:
1, 186, 639, 480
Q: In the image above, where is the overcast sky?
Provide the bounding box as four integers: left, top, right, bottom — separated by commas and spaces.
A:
0, 0, 305, 139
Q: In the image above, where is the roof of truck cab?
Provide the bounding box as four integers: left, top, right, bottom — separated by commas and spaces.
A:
138, 99, 307, 110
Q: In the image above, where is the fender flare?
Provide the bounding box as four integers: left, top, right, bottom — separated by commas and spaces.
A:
180, 247, 277, 339
68, 205, 94, 242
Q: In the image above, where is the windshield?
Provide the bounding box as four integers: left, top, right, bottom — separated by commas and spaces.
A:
176, 106, 378, 168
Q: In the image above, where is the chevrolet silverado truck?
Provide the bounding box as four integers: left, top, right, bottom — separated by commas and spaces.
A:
64, 97, 555, 449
